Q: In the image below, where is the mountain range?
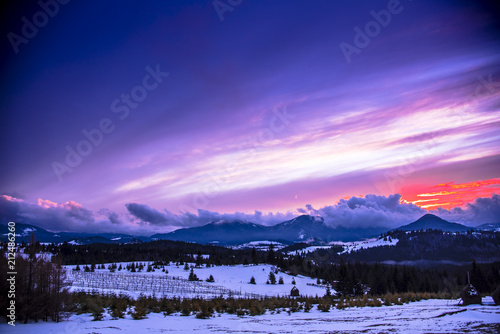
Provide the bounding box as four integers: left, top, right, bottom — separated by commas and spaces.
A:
151, 215, 388, 244
0, 214, 482, 245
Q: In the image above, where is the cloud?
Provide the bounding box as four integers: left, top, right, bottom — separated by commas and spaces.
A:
301, 193, 500, 229
300, 194, 426, 229
2, 193, 499, 237
178, 209, 294, 227
126, 202, 295, 229
0, 195, 131, 234
97, 208, 127, 225
431, 193, 500, 226
467, 194, 500, 223
125, 203, 173, 226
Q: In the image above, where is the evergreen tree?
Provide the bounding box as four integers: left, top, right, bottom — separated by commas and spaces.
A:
249, 276, 256, 284
188, 268, 199, 281
267, 244, 275, 264
325, 286, 331, 297
268, 271, 277, 284
195, 251, 203, 268
470, 261, 488, 293
88, 298, 104, 321
251, 247, 259, 265
109, 297, 127, 319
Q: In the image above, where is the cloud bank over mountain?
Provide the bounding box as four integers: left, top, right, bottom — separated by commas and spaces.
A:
299, 194, 426, 229
1, 193, 498, 235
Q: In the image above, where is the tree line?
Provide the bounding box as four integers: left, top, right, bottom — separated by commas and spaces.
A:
0, 253, 70, 323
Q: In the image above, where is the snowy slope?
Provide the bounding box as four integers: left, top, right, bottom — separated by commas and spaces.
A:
64, 262, 327, 298
285, 245, 332, 256
333, 237, 399, 254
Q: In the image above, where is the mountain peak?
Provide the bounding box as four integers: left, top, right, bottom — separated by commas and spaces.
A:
284, 215, 324, 225
396, 214, 470, 232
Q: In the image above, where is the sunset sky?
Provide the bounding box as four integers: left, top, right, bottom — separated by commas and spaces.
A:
1, 0, 499, 234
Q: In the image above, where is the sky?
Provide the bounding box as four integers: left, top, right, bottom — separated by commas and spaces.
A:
1, 0, 500, 235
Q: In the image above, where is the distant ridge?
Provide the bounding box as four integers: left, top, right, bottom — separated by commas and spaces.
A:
395, 214, 470, 232
0, 222, 148, 245
476, 222, 500, 232
6, 214, 474, 246
152, 215, 386, 244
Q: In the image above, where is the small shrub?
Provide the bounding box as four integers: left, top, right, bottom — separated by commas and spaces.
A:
236, 309, 249, 317
317, 301, 330, 312
195, 303, 214, 319
130, 304, 147, 320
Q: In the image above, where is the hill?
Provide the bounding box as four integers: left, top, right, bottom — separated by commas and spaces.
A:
394, 214, 470, 232
151, 220, 270, 245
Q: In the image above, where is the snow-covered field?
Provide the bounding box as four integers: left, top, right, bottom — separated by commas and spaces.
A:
65, 263, 326, 298
2, 297, 498, 333
4, 261, 499, 333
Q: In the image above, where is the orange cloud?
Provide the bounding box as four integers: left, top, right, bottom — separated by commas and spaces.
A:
404, 178, 500, 209
417, 191, 457, 197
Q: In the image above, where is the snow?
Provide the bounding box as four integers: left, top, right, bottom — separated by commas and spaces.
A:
2, 297, 498, 333
64, 263, 326, 299
67, 240, 82, 245
21, 228, 36, 235
285, 246, 332, 256
333, 237, 399, 254
232, 241, 287, 250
